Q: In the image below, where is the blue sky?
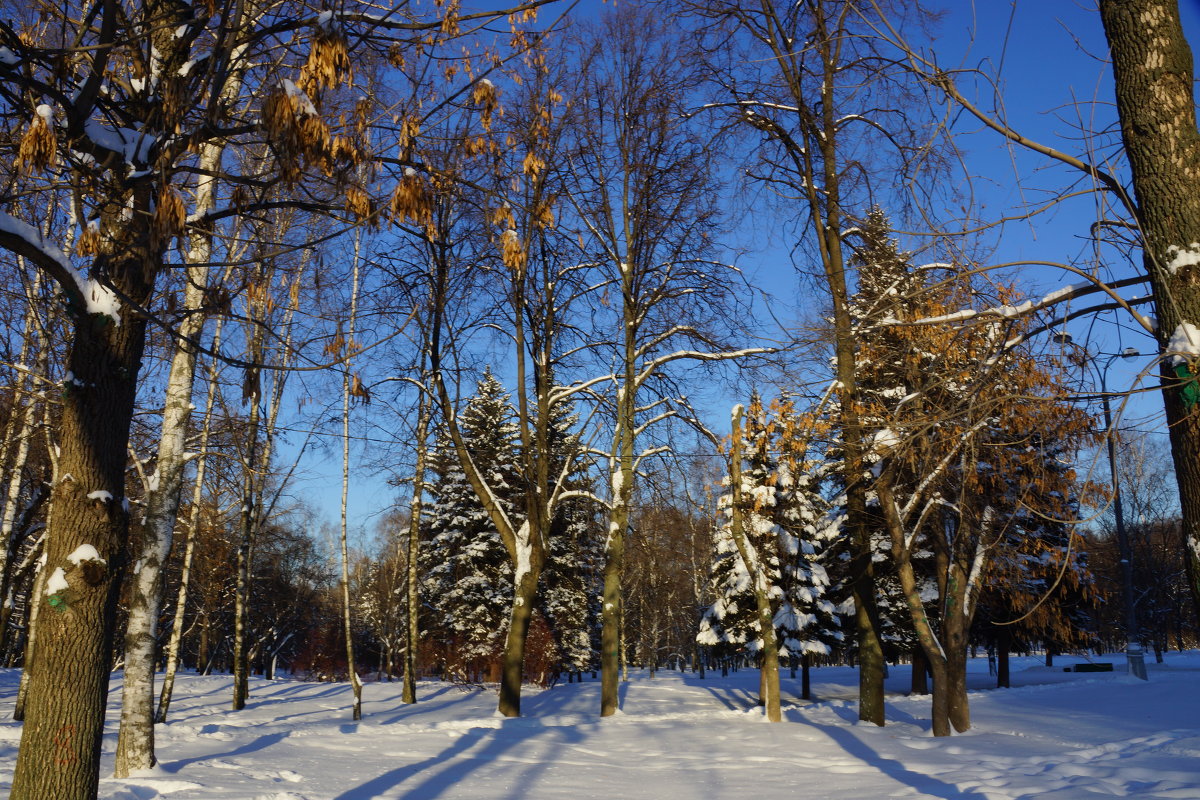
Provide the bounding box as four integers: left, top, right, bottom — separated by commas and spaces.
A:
296, 0, 1200, 539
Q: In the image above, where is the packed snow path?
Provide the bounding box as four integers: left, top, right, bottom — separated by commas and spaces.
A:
1, 654, 1198, 799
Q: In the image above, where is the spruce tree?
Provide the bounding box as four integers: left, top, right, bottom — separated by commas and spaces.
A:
698, 396, 844, 689
423, 369, 523, 677
538, 393, 600, 675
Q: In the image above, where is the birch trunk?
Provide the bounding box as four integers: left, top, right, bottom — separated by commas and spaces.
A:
0, 287, 46, 651
114, 204, 215, 774
231, 384, 262, 711
157, 317, 224, 723
231, 263, 299, 709
12, 381, 59, 720
338, 243, 362, 720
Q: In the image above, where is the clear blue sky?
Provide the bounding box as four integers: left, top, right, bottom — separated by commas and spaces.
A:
295, 0, 1200, 537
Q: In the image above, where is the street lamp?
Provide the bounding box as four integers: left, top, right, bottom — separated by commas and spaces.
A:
1097, 348, 1148, 681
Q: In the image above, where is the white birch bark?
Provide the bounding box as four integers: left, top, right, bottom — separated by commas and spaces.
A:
156, 317, 224, 723
0, 279, 45, 640
339, 235, 363, 720
114, 138, 224, 776
13, 407, 57, 722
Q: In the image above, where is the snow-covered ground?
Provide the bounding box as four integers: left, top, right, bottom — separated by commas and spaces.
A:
1, 653, 1198, 799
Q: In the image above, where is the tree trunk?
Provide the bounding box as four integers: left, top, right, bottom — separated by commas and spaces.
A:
727, 406, 781, 722
12, 545, 48, 722
231, 403, 260, 712
498, 556, 541, 717
11, 255, 153, 800
338, 246, 363, 721
115, 259, 211, 775
946, 647, 970, 733
600, 467, 629, 716
997, 627, 1011, 689
403, 384, 430, 705
928, 653, 950, 738
801, 653, 812, 700
850, 523, 885, 724
157, 319, 223, 723
911, 647, 929, 695
1099, 0, 1200, 626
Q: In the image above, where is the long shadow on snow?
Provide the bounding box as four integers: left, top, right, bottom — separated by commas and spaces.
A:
808, 722, 986, 800
377, 685, 465, 725
160, 730, 289, 771
332, 718, 585, 800
694, 681, 759, 712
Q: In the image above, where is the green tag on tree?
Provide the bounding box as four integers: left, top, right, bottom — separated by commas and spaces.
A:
1175, 364, 1200, 408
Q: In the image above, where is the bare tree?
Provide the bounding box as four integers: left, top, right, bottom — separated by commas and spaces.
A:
562, 5, 762, 718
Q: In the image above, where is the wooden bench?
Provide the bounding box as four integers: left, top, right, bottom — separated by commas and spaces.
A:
1062, 662, 1114, 673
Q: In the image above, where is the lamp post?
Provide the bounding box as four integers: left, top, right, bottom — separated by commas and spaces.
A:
1098, 347, 1148, 681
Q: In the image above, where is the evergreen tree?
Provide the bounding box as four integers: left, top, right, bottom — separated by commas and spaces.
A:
772, 402, 845, 689
697, 396, 778, 660
845, 206, 934, 665
698, 396, 843, 682
538, 393, 600, 675
423, 369, 523, 676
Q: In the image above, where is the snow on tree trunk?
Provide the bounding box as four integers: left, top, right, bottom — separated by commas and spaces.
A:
499, 522, 543, 717
10, 251, 154, 800
601, 392, 633, 717
1099, 0, 1200, 627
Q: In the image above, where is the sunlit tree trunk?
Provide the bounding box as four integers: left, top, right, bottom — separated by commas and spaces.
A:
11, 244, 155, 800
338, 240, 363, 720
157, 317, 224, 723
115, 142, 223, 774
1099, 0, 1200, 625
403, 384, 430, 705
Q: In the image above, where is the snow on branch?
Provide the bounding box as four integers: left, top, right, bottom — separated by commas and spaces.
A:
896, 270, 1154, 336
633, 445, 671, 473
636, 347, 774, 386
0, 212, 120, 324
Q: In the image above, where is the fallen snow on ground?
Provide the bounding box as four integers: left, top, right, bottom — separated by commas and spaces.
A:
1, 653, 1198, 799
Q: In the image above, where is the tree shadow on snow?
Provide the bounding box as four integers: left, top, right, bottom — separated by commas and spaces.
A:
331, 719, 585, 800
695, 682, 759, 712
808, 722, 986, 800
159, 730, 289, 772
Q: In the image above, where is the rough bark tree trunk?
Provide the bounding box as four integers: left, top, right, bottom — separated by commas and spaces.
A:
11, 248, 154, 800
911, 647, 929, 695
1099, 0, 1200, 626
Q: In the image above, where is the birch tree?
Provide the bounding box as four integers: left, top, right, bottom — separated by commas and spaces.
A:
0, 0, 547, 792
